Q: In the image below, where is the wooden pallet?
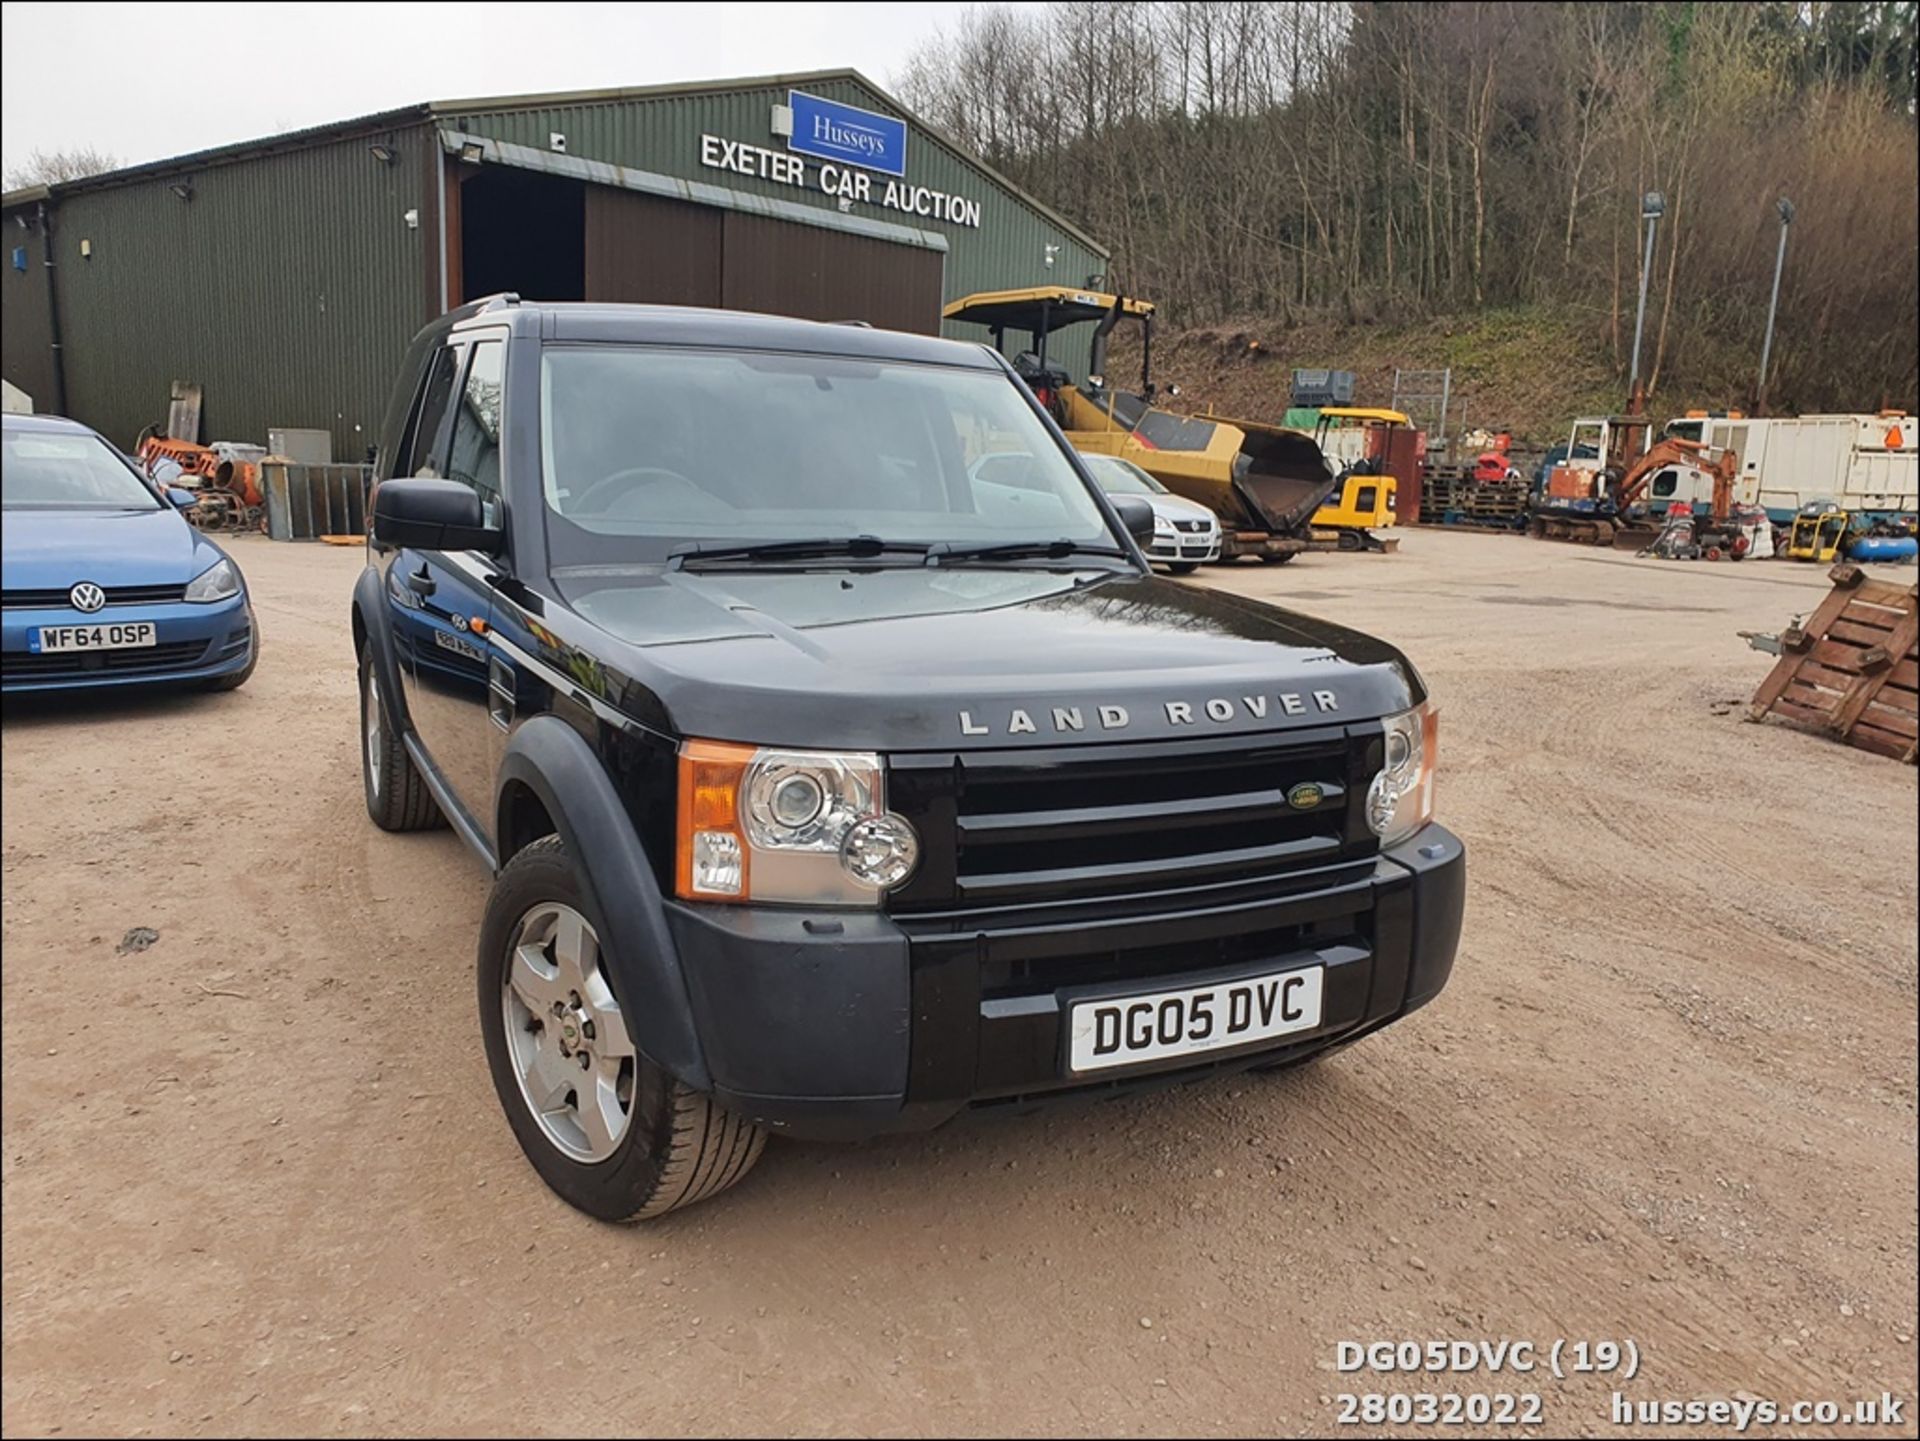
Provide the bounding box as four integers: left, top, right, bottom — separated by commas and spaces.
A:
1750, 563, 1919, 762
1423, 479, 1528, 518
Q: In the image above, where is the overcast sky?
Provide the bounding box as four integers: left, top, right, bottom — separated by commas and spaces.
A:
0, 1, 957, 181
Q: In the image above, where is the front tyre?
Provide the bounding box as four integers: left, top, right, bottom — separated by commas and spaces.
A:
1168, 561, 1200, 575
359, 648, 444, 831
478, 836, 766, 1221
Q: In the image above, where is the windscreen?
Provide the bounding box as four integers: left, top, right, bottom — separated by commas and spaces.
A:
2, 429, 162, 511
1084, 455, 1164, 495
539, 347, 1112, 563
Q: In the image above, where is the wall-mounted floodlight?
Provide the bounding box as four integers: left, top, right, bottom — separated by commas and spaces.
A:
169, 182, 194, 202
368, 143, 396, 165
1044, 243, 1060, 268
457, 141, 485, 166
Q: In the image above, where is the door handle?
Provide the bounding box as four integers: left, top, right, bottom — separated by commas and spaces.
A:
406, 568, 436, 597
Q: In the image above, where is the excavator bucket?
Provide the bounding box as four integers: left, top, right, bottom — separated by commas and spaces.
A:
1201, 414, 1342, 532
1062, 391, 1338, 536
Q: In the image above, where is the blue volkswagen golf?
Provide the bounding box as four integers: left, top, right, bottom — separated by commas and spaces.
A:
2, 413, 256, 694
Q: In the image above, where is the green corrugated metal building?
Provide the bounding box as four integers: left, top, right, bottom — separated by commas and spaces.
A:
0, 70, 1108, 456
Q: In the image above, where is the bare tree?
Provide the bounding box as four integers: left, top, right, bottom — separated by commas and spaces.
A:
891, 0, 1919, 413
4, 146, 121, 191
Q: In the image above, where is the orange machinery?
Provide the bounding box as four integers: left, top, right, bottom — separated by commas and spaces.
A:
136, 435, 263, 531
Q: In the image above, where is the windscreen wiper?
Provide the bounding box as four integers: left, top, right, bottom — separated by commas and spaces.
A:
669, 536, 934, 571
930, 538, 1133, 566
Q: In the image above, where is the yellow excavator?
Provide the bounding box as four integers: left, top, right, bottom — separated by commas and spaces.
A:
1311, 407, 1414, 550
942, 287, 1339, 561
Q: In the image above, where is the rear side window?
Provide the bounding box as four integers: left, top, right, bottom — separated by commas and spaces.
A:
398, 344, 463, 478
445, 339, 505, 525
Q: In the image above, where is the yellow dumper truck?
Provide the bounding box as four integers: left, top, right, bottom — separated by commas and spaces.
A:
943, 287, 1339, 561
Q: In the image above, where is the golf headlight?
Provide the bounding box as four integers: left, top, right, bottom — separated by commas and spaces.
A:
676, 742, 920, 904
184, 557, 241, 603
1366, 702, 1438, 848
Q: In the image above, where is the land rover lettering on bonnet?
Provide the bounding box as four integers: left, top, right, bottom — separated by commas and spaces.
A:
352, 296, 1465, 1221
958, 688, 1338, 737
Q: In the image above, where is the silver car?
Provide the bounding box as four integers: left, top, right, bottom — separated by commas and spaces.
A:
1080, 454, 1222, 573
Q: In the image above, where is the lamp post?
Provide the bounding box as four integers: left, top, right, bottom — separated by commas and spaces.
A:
1756, 196, 1794, 416
1628, 190, 1664, 405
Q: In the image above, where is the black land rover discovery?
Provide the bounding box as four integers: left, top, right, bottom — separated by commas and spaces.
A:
352, 296, 1464, 1221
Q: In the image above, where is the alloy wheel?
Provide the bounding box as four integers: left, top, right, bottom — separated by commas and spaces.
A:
501, 902, 636, 1163
364, 671, 384, 799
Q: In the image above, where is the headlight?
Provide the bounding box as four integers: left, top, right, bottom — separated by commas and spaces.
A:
1366, 702, 1438, 848
184, 556, 241, 603
676, 741, 920, 905
1153, 517, 1175, 534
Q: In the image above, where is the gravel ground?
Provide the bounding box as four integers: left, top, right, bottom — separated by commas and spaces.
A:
3, 528, 1914, 1438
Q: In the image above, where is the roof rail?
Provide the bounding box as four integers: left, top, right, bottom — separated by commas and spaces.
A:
478, 293, 521, 311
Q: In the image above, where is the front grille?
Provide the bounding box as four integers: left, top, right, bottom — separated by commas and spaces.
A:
2, 584, 188, 609
889, 726, 1374, 914
1172, 519, 1211, 533
3, 639, 211, 680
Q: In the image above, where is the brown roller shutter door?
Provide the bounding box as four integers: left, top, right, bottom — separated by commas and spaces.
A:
721, 212, 942, 334
580, 181, 942, 333
584, 188, 722, 307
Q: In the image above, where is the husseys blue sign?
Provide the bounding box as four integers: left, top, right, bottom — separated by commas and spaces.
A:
787, 91, 907, 177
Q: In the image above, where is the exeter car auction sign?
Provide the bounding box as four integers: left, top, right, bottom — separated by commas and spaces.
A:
695, 90, 984, 230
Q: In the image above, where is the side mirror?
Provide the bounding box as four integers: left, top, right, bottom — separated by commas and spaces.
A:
1110, 494, 1158, 543
166, 487, 198, 510
372, 478, 502, 553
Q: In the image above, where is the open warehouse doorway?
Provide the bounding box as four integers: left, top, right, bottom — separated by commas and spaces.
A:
457, 166, 585, 304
